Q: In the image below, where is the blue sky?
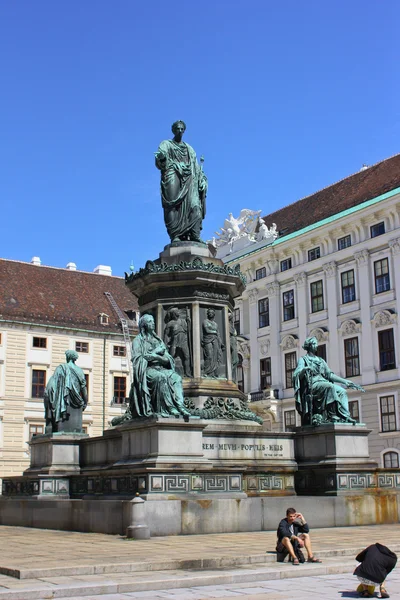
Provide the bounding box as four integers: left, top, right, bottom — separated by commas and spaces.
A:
1, 0, 399, 276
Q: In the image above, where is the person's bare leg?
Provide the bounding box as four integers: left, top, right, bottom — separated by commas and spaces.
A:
299, 533, 313, 558
281, 537, 297, 561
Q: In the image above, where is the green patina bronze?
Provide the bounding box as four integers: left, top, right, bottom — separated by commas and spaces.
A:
155, 120, 208, 243
44, 350, 87, 433
184, 397, 263, 424
294, 336, 364, 426
112, 314, 190, 424
125, 257, 246, 287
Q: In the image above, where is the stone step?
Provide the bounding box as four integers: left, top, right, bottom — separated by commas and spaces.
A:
0, 558, 355, 600
0, 544, 385, 580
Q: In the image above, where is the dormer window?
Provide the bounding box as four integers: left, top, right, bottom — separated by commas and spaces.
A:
98, 313, 109, 325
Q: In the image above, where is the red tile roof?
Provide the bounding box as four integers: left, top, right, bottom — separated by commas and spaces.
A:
262, 153, 400, 237
0, 260, 138, 333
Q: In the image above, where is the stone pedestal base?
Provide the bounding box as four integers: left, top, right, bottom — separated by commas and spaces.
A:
294, 424, 378, 495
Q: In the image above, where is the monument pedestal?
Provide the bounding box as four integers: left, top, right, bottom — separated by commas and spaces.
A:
294, 424, 378, 495
23, 432, 88, 497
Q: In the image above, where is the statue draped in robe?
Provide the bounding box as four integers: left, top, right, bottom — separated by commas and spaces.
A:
44, 350, 87, 433
155, 120, 207, 243
129, 314, 191, 418
293, 336, 364, 426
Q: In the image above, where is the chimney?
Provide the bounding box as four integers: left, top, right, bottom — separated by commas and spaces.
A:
94, 265, 112, 276
31, 256, 41, 266
66, 262, 77, 271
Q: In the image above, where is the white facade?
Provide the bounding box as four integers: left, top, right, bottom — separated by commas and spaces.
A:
224, 184, 400, 468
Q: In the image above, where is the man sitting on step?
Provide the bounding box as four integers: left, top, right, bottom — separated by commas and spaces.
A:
276, 507, 322, 565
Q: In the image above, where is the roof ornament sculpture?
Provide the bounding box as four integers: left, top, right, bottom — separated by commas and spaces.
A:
209, 209, 278, 258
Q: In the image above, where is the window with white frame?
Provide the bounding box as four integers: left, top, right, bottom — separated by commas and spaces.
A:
284, 352, 297, 388
308, 247, 320, 262
341, 269, 356, 304
379, 395, 397, 432
280, 258, 292, 272
31, 369, 46, 398
32, 336, 47, 348
255, 267, 266, 280
284, 410, 296, 432
113, 345, 126, 357
383, 450, 399, 468
344, 337, 360, 377
370, 221, 385, 238
260, 358, 271, 390
76, 341, 89, 353
374, 258, 390, 294
113, 376, 127, 404
29, 423, 44, 439
283, 290, 295, 321
378, 329, 396, 371
348, 400, 360, 422
310, 280, 324, 313
337, 234, 351, 250
258, 298, 269, 328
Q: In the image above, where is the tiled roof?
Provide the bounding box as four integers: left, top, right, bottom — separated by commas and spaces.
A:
0, 260, 138, 333
262, 153, 400, 237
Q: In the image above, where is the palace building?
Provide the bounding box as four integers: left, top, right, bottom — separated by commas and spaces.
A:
0, 258, 138, 476
221, 153, 400, 468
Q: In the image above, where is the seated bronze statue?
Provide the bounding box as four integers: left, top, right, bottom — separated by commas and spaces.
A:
293, 337, 364, 426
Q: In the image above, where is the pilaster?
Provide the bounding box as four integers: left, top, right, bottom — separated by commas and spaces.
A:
322, 261, 339, 373
266, 282, 280, 389
354, 250, 375, 384
388, 238, 400, 356
247, 288, 260, 392
294, 272, 307, 345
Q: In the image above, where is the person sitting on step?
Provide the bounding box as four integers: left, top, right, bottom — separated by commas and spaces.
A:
276, 507, 322, 565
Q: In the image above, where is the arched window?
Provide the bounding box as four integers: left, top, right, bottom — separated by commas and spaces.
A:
237, 354, 244, 392
383, 451, 399, 469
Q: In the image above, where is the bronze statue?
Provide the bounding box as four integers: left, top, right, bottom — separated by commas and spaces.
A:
229, 312, 239, 382
44, 350, 87, 433
129, 314, 190, 418
155, 120, 208, 243
293, 336, 364, 426
163, 306, 192, 377
201, 308, 225, 378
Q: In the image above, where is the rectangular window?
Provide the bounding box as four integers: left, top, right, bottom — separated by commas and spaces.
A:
260, 358, 271, 390
285, 352, 297, 388
234, 308, 240, 335
341, 269, 356, 304
348, 400, 360, 423
338, 235, 351, 250
380, 395, 397, 432
29, 423, 44, 439
258, 298, 269, 328
255, 267, 266, 280
113, 376, 127, 404
284, 410, 296, 432
283, 290, 295, 321
75, 341, 89, 353
344, 337, 360, 377
316, 344, 326, 361
371, 222, 385, 238
374, 258, 390, 294
32, 337, 47, 348
32, 369, 46, 398
308, 247, 320, 262
113, 345, 126, 357
280, 258, 292, 272
383, 451, 399, 468
378, 329, 396, 371
310, 280, 324, 312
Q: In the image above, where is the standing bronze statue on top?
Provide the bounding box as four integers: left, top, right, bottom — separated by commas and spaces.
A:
155, 120, 208, 243
293, 336, 364, 426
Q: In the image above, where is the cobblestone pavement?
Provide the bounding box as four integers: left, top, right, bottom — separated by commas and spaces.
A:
0, 524, 398, 599
0, 524, 398, 574
45, 570, 400, 600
